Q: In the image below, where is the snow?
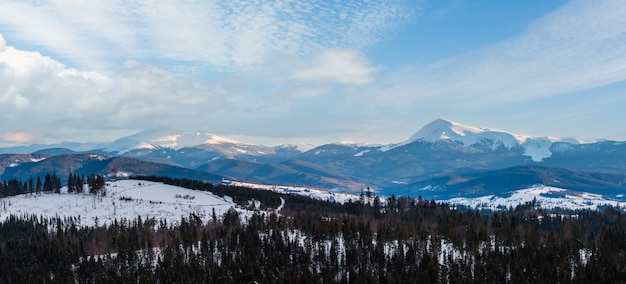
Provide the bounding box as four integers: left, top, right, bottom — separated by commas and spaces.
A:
226, 181, 359, 204
0, 180, 247, 227
383, 119, 594, 162
445, 185, 626, 210
294, 143, 316, 152
334, 141, 380, 147
399, 119, 524, 150
103, 127, 250, 154
200, 134, 245, 145
521, 138, 556, 162
88, 154, 106, 160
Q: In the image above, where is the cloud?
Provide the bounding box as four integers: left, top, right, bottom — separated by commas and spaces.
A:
0, 39, 234, 143
309, 0, 626, 143
3, 0, 626, 145
0, 1, 417, 145
0, 34, 5, 52
288, 49, 380, 85
0, 2, 136, 70
0, 0, 415, 72
0, 132, 33, 143
361, 0, 626, 108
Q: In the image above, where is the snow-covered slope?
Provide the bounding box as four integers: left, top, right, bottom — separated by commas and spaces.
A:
103, 127, 249, 154
0, 180, 248, 227
0, 141, 107, 154
276, 143, 316, 153
225, 180, 359, 203
389, 119, 580, 162
445, 185, 626, 211
101, 128, 313, 161
402, 119, 524, 149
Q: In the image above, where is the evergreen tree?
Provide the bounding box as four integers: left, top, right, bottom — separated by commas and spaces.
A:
88, 174, 105, 194
43, 173, 52, 192
53, 173, 61, 194
67, 172, 75, 193
36, 176, 42, 194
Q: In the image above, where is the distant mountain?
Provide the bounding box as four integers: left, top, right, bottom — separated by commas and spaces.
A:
394, 165, 626, 200
0, 119, 625, 200
0, 153, 50, 176
98, 128, 312, 169
33, 148, 76, 155
386, 119, 580, 162
102, 127, 249, 154
0, 153, 222, 184
396, 118, 525, 149
0, 141, 106, 154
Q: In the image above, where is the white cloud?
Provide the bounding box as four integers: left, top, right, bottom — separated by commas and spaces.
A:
0, 1, 417, 145
3, 0, 626, 145
289, 49, 380, 85
361, 0, 626, 108
0, 34, 5, 52
0, 132, 33, 144
312, 0, 626, 143
0, 40, 233, 144
0, 0, 415, 72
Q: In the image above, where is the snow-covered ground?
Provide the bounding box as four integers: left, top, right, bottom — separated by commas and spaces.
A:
4, 178, 619, 230
225, 180, 359, 203
445, 185, 626, 210
0, 179, 247, 227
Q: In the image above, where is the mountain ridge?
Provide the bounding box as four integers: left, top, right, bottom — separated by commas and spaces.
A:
1, 119, 625, 199
0, 119, 612, 157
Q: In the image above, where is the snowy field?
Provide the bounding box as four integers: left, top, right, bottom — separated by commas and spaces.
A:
446, 185, 626, 211
0, 179, 246, 227
4, 178, 621, 229
226, 180, 360, 203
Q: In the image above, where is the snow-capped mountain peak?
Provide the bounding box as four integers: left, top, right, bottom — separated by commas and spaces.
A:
103, 128, 249, 154
333, 141, 381, 147
400, 119, 523, 150
177, 132, 247, 147
386, 119, 589, 162
277, 143, 316, 152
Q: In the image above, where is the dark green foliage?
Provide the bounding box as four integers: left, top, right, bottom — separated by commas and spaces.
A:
3, 176, 626, 282
87, 173, 105, 194
66, 172, 84, 193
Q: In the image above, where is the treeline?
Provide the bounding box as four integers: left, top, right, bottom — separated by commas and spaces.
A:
0, 173, 61, 197
0, 172, 106, 198
133, 175, 285, 209
3, 176, 626, 282
132, 175, 378, 215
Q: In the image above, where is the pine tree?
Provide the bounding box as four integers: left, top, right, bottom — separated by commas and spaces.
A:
77, 174, 84, 193
44, 173, 52, 192
67, 173, 75, 193
88, 174, 105, 194
53, 173, 61, 194
36, 176, 42, 194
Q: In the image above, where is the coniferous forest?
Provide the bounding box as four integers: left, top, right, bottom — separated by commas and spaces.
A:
2, 176, 626, 283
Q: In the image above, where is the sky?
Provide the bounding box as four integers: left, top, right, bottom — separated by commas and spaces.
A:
1, 0, 626, 147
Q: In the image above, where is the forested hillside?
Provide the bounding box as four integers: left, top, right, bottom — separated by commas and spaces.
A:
2, 176, 626, 282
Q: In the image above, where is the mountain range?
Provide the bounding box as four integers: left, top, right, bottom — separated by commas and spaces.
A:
1, 119, 626, 202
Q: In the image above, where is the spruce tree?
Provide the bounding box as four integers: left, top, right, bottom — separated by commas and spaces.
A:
36, 176, 42, 194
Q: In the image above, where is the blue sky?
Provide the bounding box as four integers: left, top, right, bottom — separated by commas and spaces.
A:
1, 0, 625, 147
